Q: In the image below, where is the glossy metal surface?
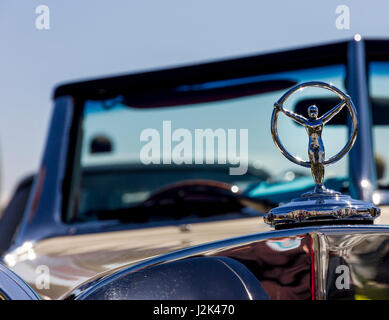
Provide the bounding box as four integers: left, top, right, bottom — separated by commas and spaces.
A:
271, 81, 358, 189
264, 193, 380, 228
266, 81, 379, 227
69, 226, 315, 300
5, 216, 269, 299
80, 257, 270, 300
67, 224, 389, 300
314, 227, 389, 299
0, 263, 39, 300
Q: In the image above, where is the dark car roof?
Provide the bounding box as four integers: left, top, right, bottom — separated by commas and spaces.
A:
53, 38, 389, 107
53, 40, 351, 101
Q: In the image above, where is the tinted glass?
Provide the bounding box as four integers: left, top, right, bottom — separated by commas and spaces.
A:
369, 62, 389, 187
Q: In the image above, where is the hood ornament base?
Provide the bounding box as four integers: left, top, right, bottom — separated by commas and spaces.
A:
264, 81, 380, 229
264, 193, 380, 229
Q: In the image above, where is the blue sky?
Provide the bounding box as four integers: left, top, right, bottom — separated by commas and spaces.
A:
0, 0, 388, 204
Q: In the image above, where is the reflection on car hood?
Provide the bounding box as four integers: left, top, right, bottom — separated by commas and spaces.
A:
6, 217, 268, 299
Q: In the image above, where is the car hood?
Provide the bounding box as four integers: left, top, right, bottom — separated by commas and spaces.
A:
4, 216, 267, 299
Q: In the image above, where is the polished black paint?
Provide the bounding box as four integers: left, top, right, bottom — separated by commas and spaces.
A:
80, 257, 269, 300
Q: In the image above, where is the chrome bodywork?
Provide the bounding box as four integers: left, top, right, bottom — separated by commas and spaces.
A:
264, 194, 380, 228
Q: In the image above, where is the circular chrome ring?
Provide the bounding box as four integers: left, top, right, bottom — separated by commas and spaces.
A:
271, 81, 358, 168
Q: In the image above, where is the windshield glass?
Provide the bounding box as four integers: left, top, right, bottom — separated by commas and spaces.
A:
68, 64, 349, 223
369, 61, 389, 188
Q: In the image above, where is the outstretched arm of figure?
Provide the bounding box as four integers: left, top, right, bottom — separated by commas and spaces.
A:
320, 100, 346, 125
274, 102, 307, 126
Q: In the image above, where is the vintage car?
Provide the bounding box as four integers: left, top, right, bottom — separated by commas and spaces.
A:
2, 37, 389, 300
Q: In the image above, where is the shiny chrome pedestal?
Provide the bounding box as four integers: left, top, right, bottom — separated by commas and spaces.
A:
264, 191, 380, 229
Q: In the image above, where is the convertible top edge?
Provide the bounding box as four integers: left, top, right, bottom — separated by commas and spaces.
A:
53, 40, 349, 101
52, 39, 389, 102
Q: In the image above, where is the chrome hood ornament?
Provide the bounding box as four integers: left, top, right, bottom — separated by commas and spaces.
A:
264, 81, 380, 228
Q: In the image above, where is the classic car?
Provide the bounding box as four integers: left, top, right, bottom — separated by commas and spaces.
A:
2, 37, 389, 300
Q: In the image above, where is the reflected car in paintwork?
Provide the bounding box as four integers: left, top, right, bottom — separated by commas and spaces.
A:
2, 38, 389, 299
